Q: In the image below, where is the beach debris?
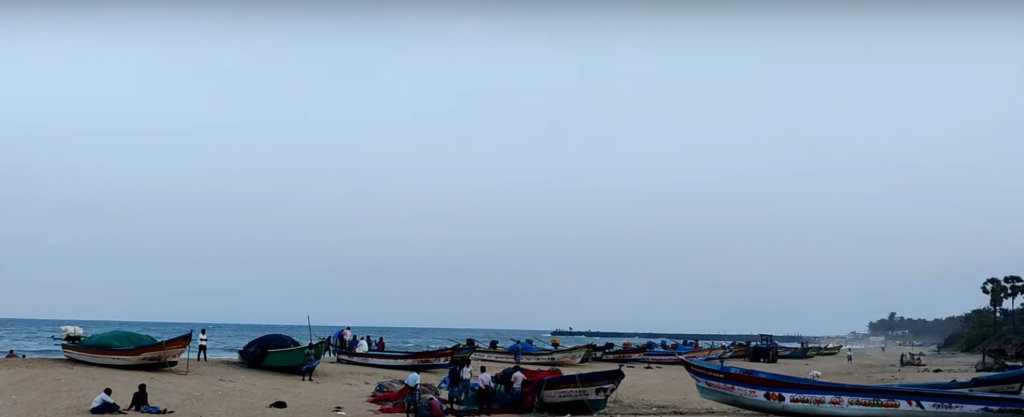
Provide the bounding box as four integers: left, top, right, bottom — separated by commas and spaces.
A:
933, 369, 944, 372
655, 366, 662, 369
808, 371, 822, 380
643, 365, 653, 369
268, 401, 288, 409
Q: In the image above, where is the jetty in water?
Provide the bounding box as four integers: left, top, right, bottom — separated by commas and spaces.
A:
550, 329, 813, 343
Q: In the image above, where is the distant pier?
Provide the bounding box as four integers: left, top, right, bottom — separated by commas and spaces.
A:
550, 330, 813, 343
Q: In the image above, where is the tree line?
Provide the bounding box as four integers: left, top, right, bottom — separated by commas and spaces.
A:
866, 275, 1024, 351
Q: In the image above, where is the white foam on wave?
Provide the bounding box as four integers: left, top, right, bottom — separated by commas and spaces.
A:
540, 334, 551, 337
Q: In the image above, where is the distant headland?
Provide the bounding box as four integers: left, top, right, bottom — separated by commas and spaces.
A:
550, 329, 813, 343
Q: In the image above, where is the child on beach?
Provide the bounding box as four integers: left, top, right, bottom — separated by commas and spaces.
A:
846, 348, 853, 364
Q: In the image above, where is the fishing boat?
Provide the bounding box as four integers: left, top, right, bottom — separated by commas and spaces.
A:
644, 347, 725, 364
536, 368, 627, 414
472, 344, 593, 366
337, 345, 474, 371
778, 346, 818, 359
883, 367, 1024, 395
719, 345, 749, 360
682, 357, 1024, 416
595, 346, 648, 363
818, 345, 843, 356
238, 334, 326, 374
61, 330, 193, 370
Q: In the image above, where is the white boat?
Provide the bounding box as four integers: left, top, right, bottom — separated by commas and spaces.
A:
471, 344, 593, 366
62, 331, 193, 370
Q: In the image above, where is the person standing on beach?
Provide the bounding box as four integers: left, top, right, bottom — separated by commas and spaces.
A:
377, 337, 386, 351
459, 360, 472, 398
846, 348, 853, 364
511, 366, 526, 397
90, 388, 126, 415
478, 365, 493, 416
197, 329, 208, 362
899, 353, 905, 367
446, 362, 462, 412
404, 371, 421, 417
302, 343, 318, 382
341, 327, 352, 352
511, 340, 523, 364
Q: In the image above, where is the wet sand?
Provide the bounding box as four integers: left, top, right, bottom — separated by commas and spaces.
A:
0, 345, 982, 417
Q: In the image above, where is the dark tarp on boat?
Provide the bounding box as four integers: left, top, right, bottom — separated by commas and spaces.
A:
78, 331, 159, 348
240, 334, 301, 366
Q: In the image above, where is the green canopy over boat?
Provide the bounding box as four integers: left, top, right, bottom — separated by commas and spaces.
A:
78, 331, 159, 348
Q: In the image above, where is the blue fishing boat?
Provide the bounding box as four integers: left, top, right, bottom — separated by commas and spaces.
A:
883, 367, 1024, 395
681, 358, 1024, 416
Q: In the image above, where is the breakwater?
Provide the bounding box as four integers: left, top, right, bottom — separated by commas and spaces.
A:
550, 329, 812, 343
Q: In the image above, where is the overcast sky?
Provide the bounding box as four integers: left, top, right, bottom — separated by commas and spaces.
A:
2, 1, 1023, 335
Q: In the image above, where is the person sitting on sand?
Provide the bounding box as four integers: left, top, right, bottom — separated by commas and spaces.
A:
90, 388, 127, 415
302, 343, 318, 382
126, 384, 174, 414
425, 397, 444, 417
5, 349, 18, 358
404, 371, 421, 417
377, 337, 386, 351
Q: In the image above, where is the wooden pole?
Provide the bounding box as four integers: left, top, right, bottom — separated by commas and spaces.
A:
307, 316, 313, 344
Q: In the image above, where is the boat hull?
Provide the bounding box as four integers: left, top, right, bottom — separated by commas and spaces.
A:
61, 331, 193, 371
240, 341, 326, 374
337, 346, 472, 371
884, 367, 1024, 395
538, 369, 626, 414
682, 359, 1024, 417
472, 345, 591, 366
595, 347, 647, 363
819, 346, 843, 356
644, 347, 725, 364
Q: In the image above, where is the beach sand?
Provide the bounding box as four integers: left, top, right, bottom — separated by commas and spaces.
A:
0, 345, 984, 417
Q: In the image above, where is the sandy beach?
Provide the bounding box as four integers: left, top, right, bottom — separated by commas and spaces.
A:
0, 346, 985, 417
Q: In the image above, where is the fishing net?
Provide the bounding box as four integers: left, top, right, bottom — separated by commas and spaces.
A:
78, 331, 159, 348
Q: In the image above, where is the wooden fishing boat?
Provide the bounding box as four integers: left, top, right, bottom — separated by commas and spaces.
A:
644, 347, 725, 364
682, 357, 1024, 416
882, 367, 1024, 395
537, 368, 627, 414
719, 346, 749, 360
62, 330, 193, 370
819, 345, 843, 356
595, 346, 648, 363
778, 346, 818, 359
238, 335, 327, 374
336, 345, 473, 371
472, 344, 593, 366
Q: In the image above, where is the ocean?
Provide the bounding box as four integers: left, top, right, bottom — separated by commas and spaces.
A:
0, 318, 617, 359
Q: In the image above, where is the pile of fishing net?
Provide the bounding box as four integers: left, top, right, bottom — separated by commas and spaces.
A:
368, 383, 445, 414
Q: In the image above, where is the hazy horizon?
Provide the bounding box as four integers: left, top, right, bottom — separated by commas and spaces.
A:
2, 1, 1023, 335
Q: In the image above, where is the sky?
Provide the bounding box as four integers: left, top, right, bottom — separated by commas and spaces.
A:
1, 1, 1023, 335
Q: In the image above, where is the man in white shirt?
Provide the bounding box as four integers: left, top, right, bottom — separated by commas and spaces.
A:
90, 387, 125, 414
197, 329, 208, 362
356, 337, 369, 353
510, 366, 526, 396
477, 366, 493, 416
404, 371, 421, 417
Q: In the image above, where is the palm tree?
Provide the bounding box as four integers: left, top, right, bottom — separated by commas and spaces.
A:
982, 277, 1009, 334
1004, 275, 1024, 334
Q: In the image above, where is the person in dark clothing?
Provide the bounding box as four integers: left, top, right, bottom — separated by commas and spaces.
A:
447, 363, 462, 411
477, 365, 493, 416
127, 384, 173, 414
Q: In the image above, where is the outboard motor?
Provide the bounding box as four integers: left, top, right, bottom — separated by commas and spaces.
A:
466, 338, 477, 348
489, 340, 500, 349
525, 338, 534, 346
602, 342, 615, 351
550, 338, 561, 349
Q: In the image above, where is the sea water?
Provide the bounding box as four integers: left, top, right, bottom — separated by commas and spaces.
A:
0, 318, 616, 359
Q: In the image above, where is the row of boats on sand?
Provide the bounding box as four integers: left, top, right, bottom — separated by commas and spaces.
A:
53, 327, 627, 415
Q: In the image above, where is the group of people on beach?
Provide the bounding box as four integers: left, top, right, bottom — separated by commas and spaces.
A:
402, 360, 524, 417
89, 384, 173, 415
326, 327, 386, 356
